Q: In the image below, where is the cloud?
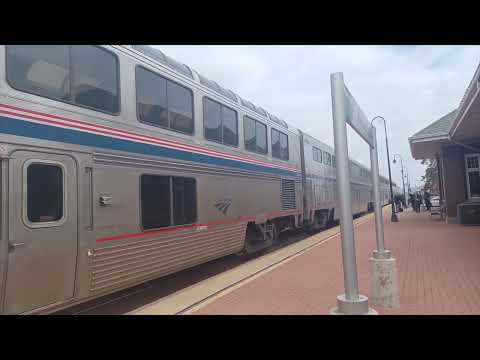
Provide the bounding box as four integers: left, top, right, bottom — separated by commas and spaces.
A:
154, 45, 480, 189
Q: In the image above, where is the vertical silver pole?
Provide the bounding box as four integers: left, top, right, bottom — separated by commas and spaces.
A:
369, 128, 391, 259
330, 72, 372, 315
331, 73, 359, 300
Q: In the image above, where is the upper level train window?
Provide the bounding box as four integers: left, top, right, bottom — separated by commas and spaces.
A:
6, 45, 119, 114
26, 163, 64, 223
313, 147, 322, 163
332, 155, 336, 168
203, 97, 238, 147
71, 46, 119, 114
136, 66, 194, 134
141, 175, 197, 230
324, 151, 332, 166
244, 116, 267, 155
271, 128, 289, 161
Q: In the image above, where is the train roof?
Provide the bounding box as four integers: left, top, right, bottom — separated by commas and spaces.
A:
128, 45, 295, 133
126, 45, 396, 186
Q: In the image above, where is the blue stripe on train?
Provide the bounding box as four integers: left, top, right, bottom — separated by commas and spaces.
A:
0, 115, 299, 177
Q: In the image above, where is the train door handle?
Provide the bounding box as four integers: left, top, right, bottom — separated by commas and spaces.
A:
8, 242, 25, 251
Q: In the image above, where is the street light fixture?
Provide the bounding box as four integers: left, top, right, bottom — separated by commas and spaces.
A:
371, 116, 398, 222
393, 154, 407, 210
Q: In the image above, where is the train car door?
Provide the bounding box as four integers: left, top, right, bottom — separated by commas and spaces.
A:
4, 151, 78, 314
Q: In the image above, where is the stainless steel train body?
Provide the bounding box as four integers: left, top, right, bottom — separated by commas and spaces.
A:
0, 45, 397, 314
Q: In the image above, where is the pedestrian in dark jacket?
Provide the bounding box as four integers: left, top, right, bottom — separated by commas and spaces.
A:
424, 191, 431, 211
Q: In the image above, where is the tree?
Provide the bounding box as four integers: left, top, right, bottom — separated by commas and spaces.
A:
421, 158, 438, 194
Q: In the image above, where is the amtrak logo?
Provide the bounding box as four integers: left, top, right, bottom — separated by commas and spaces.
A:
214, 199, 232, 215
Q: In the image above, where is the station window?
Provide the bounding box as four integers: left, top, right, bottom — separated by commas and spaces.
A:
6, 45, 119, 114
271, 128, 289, 161
203, 97, 238, 147
27, 164, 64, 223
244, 116, 267, 155
136, 66, 194, 134
141, 175, 196, 230
324, 151, 332, 166
313, 147, 322, 163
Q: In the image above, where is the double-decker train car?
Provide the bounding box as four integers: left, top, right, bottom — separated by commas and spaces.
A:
0, 45, 398, 314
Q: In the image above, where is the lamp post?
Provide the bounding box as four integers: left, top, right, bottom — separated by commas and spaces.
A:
405, 168, 411, 194
371, 116, 398, 222
393, 154, 407, 211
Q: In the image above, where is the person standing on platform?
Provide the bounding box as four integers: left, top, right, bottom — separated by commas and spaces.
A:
424, 190, 432, 211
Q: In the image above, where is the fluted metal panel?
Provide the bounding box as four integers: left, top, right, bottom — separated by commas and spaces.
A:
89, 223, 247, 293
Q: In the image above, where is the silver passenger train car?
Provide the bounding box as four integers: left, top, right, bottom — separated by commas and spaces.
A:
0, 45, 399, 314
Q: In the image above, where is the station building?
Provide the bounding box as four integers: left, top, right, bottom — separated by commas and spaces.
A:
409, 62, 480, 224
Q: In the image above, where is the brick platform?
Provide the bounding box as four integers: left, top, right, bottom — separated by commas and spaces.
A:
192, 209, 480, 315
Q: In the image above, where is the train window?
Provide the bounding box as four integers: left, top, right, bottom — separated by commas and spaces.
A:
141, 175, 197, 230
244, 116, 267, 155
172, 177, 197, 225
271, 128, 289, 160
71, 45, 119, 114
136, 66, 194, 134
6, 45, 120, 115
203, 97, 238, 147
313, 147, 322, 163
222, 106, 238, 146
256, 121, 267, 154
324, 151, 332, 166
137, 66, 168, 128
141, 175, 171, 230
244, 116, 256, 152
168, 80, 194, 133
7, 45, 70, 102
332, 155, 336, 168
27, 164, 64, 223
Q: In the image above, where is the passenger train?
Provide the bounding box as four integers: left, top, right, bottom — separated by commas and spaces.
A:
0, 45, 400, 314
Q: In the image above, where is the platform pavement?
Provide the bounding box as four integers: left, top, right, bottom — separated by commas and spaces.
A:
189, 208, 480, 315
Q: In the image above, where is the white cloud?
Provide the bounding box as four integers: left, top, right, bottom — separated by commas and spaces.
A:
154, 45, 480, 190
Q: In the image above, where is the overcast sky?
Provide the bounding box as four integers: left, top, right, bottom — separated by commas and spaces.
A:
154, 45, 480, 190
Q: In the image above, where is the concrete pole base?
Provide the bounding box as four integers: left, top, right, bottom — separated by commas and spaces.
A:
373, 249, 391, 259
369, 256, 400, 308
329, 294, 378, 315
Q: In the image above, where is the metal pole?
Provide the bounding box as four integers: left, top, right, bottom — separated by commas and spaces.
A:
371, 117, 397, 222
383, 122, 398, 222
393, 154, 407, 209
401, 163, 406, 208
370, 128, 390, 259
406, 169, 411, 194
331, 73, 360, 301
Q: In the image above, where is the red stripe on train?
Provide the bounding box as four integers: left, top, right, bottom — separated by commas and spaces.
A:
96, 209, 302, 243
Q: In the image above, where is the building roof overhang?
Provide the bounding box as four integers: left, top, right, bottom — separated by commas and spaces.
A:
409, 61, 480, 159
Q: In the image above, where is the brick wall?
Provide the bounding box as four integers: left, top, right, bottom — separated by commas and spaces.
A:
440, 145, 467, 221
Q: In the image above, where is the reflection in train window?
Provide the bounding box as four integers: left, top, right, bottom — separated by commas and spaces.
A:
27, 164, 64, 223
71, 45, 119, 114
324, 151, 332, 166
244, 116, 267, 155
272, 128, 289, 161
136, 66, 194, 134
6, 45, 120, 114
203, 97, 238, 147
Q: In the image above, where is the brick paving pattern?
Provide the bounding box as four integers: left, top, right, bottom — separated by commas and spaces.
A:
193, 209, 480, 315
